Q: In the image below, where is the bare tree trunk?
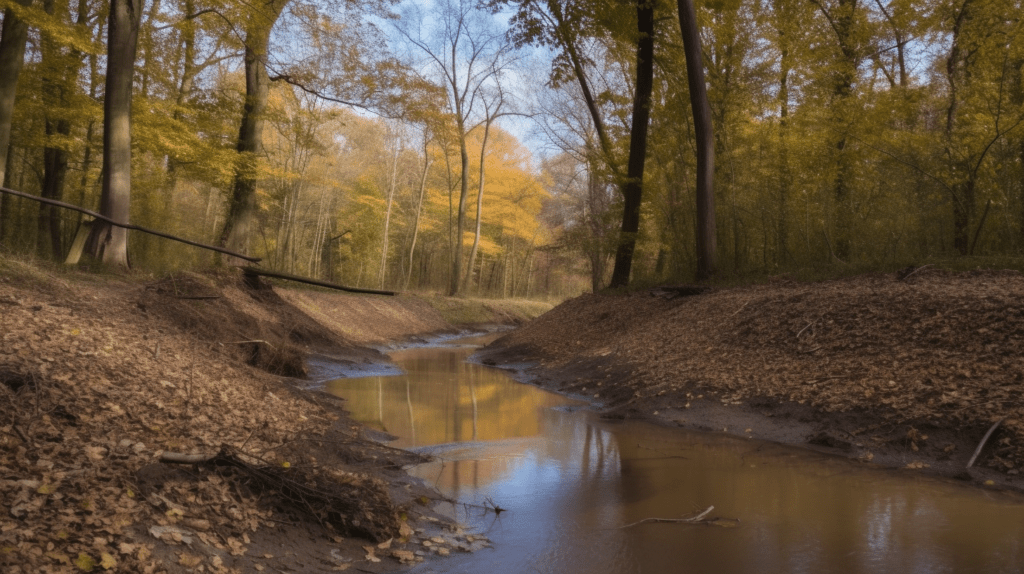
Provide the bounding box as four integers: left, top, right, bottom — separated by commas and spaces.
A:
609, 0, 656, 288
677, 0, 717, 280
86, 0, 143, 267
463, 118, 495, 294
406, 139, 432, 290
378, 142, 400, 290
776, 16, 791, 263
451, 113, 470, 295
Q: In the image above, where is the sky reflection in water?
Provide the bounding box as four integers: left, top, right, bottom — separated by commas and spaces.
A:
326, 342, 1024, 574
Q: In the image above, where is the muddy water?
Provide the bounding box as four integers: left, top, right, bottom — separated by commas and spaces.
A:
326, 337, 1024, 574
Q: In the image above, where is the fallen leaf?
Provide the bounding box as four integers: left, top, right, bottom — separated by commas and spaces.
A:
75, 552, 96, 571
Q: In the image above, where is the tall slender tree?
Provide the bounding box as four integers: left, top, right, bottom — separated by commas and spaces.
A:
676, 0, 716, 280
395, 0, 515, 295
608, 0, 656, 288
86, 0, 144, 267
0, 0, 33, 240
218, 0, 290, 261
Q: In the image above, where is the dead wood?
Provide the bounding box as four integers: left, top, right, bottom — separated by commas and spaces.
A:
241, 267, 397, 296
619, 505, 717, 528
0, 185, 260, 262
896, 264, 933, 281
650, 285, 712, 299
967, 417, 1006, 469
159, 445, 399, 541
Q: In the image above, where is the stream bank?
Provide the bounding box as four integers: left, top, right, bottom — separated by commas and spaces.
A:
0, 256, 549, 574
479, 269, 1024, 492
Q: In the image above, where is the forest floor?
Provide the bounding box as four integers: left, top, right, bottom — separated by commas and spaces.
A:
480, 268, 1024, 491
0, 256, 549, 574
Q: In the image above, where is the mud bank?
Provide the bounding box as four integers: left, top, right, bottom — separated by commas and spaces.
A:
0, 258, 548, 574
479, 270, 1024, 492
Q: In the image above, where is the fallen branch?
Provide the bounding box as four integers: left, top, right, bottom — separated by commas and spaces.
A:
242, 267, 397, 296
796, 320, 818, 339
421, 493, 507, 515
172, 295, 222, 300
158, 445, 400, 541
619, 505, 715, 528
223, 340, 277, 349
967, 417, 1006, 469
897, 264, 932, 282
0, 185, 261, 263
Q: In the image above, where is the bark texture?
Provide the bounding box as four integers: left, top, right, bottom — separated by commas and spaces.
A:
86, 0, 143, 267
677, 0, 717, 280
609, 0, 656, 288
218, 0, 289, 262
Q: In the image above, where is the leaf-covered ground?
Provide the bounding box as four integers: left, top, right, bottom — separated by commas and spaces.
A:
486, 269, 1024, 485
0, 260, 540, 573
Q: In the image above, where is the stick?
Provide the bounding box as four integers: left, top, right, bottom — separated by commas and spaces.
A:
796, 320, 817, 339
619, 506, 715, 528
967, 417, 1006, 469
0, 185, 261, 262
729, 300, 750, 317
172, 295, 222, 300
898, 264, 933, 282
224, 340, 277, 349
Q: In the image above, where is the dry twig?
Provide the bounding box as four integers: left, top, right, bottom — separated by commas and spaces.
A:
619, 505, 715, 528
967, 417, 1006, 469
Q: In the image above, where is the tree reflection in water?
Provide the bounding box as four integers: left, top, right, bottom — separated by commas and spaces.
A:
327, 340, 1024, 574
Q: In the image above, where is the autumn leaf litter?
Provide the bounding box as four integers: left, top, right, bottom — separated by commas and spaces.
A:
0, 261, 492, 573
488, 269, 1024, 480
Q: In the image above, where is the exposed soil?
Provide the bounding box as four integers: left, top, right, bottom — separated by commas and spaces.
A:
480, 269, 1024, 491
0, 259, 546, 574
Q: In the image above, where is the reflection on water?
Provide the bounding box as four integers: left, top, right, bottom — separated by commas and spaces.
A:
326, 340, 1024, 574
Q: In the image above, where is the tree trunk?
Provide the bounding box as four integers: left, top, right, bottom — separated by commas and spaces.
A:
463, 118, 494, 294
40, 120, 70, 259
0, 0, 31, 192
450, 114, 470, 295
953, 179, 975, 255
218, 0, 288, 262
378, 143, 400, 290
677, 0, 717, 280
609, 0, 656, 288
814, 0, 860, 261
86, 0, 143, 267
167, 0, 196, 184
405, 142, 432, 290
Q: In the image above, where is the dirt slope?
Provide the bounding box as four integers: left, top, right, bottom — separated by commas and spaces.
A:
484, 269, 1024, 487
0, 260, 545, 574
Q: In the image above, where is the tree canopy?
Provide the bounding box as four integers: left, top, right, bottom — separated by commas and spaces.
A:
0, 0, 1021, 297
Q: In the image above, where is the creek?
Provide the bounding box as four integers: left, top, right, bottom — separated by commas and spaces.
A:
325, 334, 1024, 574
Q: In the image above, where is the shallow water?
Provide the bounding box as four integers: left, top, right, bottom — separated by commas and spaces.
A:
326, 337, 1024, 574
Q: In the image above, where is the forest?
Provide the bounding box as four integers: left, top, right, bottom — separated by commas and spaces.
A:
0, 0, 1021, 299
